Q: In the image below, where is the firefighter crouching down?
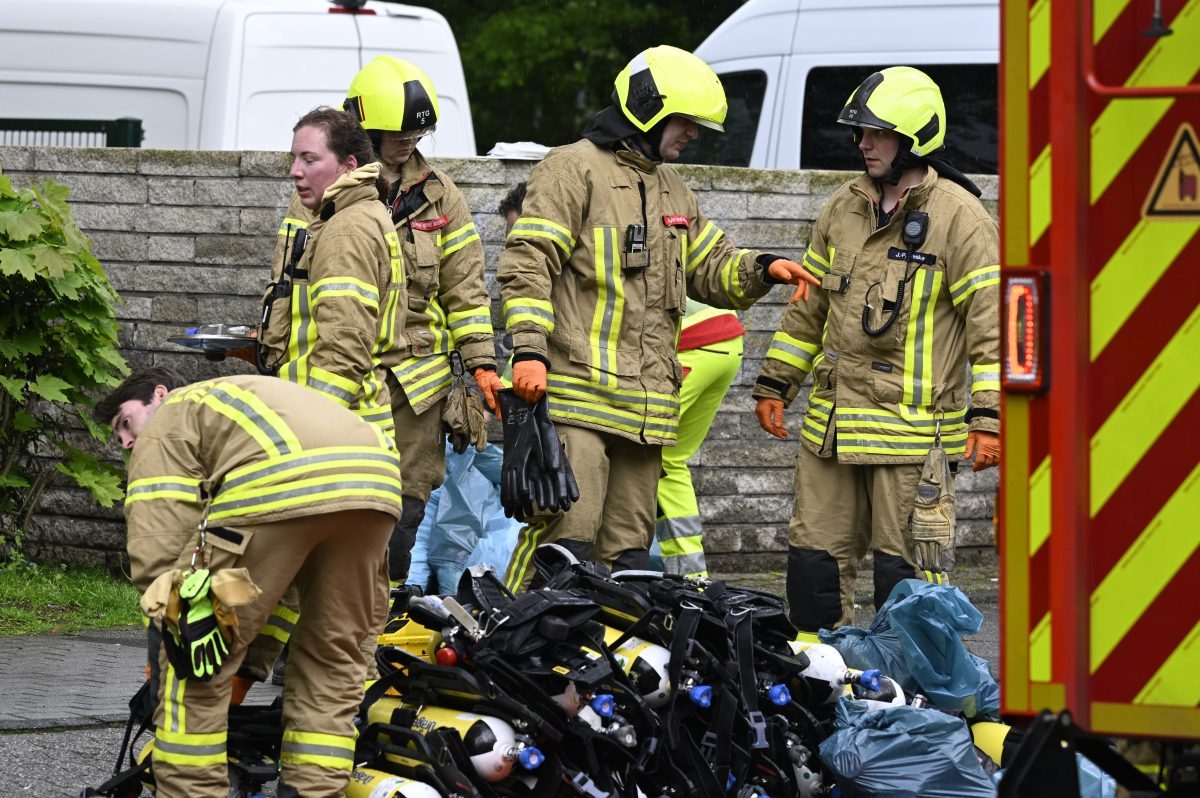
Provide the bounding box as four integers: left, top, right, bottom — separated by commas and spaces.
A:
499, 45, 819, 592
752, 67, 1001, 632
273, 57, 498, 583
97, 372, 403, 798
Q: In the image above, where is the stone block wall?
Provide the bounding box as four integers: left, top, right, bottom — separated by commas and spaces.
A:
0, 146, 999, 572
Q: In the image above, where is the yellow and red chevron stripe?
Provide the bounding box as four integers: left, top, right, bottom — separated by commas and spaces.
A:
1002, 0, 1200, 736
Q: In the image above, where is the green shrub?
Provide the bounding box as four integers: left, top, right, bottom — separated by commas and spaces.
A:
0, 174, 128, 561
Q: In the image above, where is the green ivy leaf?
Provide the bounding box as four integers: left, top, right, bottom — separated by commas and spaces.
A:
77, 407, 113, 442
13, 411, 36, 432
0, 247, 37, 280
0, 209, 46, 243
30, 375, 73, 402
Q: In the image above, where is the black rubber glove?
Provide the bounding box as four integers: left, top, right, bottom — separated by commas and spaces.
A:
497, 389, 540, 520
531, 397, 579, 512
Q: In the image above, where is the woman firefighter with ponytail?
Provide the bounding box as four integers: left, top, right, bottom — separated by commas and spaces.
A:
270, 57, 499, 585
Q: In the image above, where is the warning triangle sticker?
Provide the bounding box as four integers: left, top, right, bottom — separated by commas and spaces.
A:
1143, 123, 1200, 218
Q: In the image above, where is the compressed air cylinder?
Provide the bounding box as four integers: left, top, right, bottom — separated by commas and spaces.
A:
788, 640, 852, 705
602, 626, 672, 708
345, 768, 442, 798
368, 698, 540, 782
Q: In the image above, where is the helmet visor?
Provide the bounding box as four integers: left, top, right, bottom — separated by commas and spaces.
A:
382, 125, 436, 143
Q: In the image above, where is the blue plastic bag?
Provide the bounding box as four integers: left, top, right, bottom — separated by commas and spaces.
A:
819, 699, 994, 797
821, 579, 1000, 718
409, 443, 519, 593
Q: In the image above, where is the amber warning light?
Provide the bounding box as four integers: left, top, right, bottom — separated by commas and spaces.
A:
1002, 270, 1049, 393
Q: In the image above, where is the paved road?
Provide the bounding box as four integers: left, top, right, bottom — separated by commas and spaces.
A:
0, 573, 999, 797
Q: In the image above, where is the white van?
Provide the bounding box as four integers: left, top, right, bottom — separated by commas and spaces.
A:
682, 0, 999, 173
0, 0, 476, 156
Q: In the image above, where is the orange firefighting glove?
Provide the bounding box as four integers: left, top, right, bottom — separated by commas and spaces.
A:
755, 397, 788, 439
767, 258, 822, 303
964, 430, 1000, 472
512, 359, 548, 403
473, 367, 504, 412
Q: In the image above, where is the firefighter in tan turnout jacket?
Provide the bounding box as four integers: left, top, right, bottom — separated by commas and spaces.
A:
274, 57, 497, 582
97, 370, 403, 798
752, 67, 1001, 631
500, 46, 819, 591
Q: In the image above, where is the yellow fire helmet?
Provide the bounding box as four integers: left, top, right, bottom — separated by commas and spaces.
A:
345, 55, 439, 134
836, 66, 946, 156
614, 45, 727, 133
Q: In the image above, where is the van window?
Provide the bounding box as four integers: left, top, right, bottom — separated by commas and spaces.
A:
675, 70, 767, 167
800, 64, 997, 174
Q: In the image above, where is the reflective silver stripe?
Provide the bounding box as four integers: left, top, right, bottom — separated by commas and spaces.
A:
835, 411, 966, 429
548, 376, 679, 411
596, 227, 620, 381
547, 399, 678, 437
126, 481, 199, 498
802, 248, 829, 277
167, 668, 184, 733
950, 266, 1000, 305
511, 220, 573, 253
439, 223, 478, 250
305, 376, 356, 405
657, 514, 701, 541
213, 478, 404, 514
310, 281, 379, 305
208, 386, 294, 455
838, 434, 967, 451
767, 340, 817, 365
395, 353, 449, 381
280, 740, 354, 762
220, 450, 398, 492
505, 303, 555, 329
686, 223, 721, 271
294, 285, 313, 366
905, 269, 941, 406
660, 549, 707, 577
972, 370, 1000, 389
448, 313, 490, 331
154, 738, 227, 758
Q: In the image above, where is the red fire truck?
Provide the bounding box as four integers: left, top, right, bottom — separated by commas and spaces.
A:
998, 0, 1200, 793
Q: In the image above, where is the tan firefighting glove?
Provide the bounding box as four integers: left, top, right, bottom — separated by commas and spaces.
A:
910, 444, 956, 583
443, 351, 488, 454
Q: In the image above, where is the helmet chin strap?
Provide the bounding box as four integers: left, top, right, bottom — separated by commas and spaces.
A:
888, 139, 922, 185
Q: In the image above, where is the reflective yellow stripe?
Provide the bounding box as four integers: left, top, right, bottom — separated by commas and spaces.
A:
509, 217, 575, 255
902, 268, 942, 405
154, 727, 227, 768
548, 373, 678, 410
1091, 462, 1200, 672
219, 446, 400, 494
282, 284, 316, 387
948, 265, 998, 307
836, 432, 968, 457
1091, 305, 1200, 516
505, 519, 548, 592
589, 227, 625, 388
438, 222, 480, 259
503, 297, 555, 333
447, 306, 492, 341
1030, 612, 1052, 681
310, 276, 380, 311
1134, 618, 1200, 706
685, 221, 724, 273
210, 473, 405, 520
802, 245, 831, 278
1091, 219, 1199, 360
281, 730, 355, 770
260, 603, 300, 643
1092, 2, 1200, 203
125, 476, 201, 504
971, 363, 1001, 393
720, 249, 754, 308
394, 355, 453, 406
177, 381, 302, 458
1030, 456, 1051, 556
546, 398, 679, 440
765, 330, 820, 373
302, 365, 359, 407
418, 295, 453, 353
277, 217, 310, 236
1028, 0, 1050, 89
